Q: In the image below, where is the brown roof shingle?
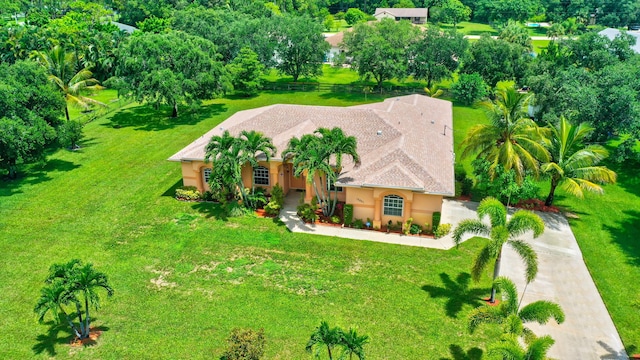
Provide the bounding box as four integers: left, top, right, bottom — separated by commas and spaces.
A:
169, 95, 454, 195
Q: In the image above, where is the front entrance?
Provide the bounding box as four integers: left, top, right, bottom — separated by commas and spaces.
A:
288, 164, 306, 190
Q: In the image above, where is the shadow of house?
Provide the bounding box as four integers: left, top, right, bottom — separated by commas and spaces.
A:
421, 272, 490, 318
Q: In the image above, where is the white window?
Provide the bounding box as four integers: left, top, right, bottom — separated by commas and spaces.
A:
383, 195, 403, 216
327, 178, 343, 192
203, 168, 211, 184
253, 166, 270, 185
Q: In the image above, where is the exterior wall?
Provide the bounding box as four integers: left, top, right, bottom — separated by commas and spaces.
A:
344, 187, 443, 229
180, 160, 209, 192
374, 13, 395, 21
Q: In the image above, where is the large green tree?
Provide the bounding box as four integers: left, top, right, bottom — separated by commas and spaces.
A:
226, 47, 265, 96
35, 259, 113, 340
343, 18, 421, 88
461, 87, 549, 182
272, 15, 329, 82
408, 26, 468, 87
33, 45, 105, 121
461, 34, 531, 87
112, 31, 230, 117
542, 116, 617, 206
452, 197, 544, 303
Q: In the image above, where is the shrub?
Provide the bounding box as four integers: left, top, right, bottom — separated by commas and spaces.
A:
57, 120, 84, 149
434, 223, 452, 239
245, 188, 268, 210
461, 178, 473, 196
454, 164, 467, 182
454, 181, 463, 197
432, 212, 442, 231
271, 183, 285, 206
264, 201, 281, 216
343, 204, 354, 226
297, 203, 318, 223
353, 218, 364, 229
225, 201, 249, 217
451, 72, 488, 105
176, 186, 202, 201
472, 158, 540, 205
330, 215, 341, 224
202, 190, 215, 202
221, 328, 266, 360
612, 137, 639, 163
403, 218, 413, 235
410, 223, 422, 235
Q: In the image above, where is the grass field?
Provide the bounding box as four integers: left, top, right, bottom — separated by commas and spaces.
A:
0, 91, 499, 359
439, 22, 498, 35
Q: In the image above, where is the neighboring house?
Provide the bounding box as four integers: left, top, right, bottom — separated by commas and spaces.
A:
374, 8, 428, 24
324, 30, 348, 63
598, 28, 640, 54
169, 95, 454, 229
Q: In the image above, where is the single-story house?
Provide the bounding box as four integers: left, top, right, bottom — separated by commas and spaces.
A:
324, 31, 347, 63
598, 28, 640, 54
374, 8, 428, 24
168, 94, 454, 229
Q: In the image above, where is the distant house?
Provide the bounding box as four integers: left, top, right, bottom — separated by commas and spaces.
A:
598, 28, 640, 54
374, 8, 428, 24
169, 95, 454, 229
324, 30, 348, 62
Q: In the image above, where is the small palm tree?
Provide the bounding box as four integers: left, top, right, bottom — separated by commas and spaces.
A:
424, 84, 444, 98
468, 277, 564, 338
205, 130, 246, 200
33, 45, 105, 121
34, 281, 82, 339
489, 333, 556, 360
339, 328, 369, 360
306, 321, 343, 360
73, 262, 114, 338
452, 197, 544, 303
240, 130, 276, 194
461, 87, 550, 183
542, 116, 617, 206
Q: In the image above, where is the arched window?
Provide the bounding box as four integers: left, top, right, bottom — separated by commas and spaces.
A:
203, 168, 212, 184
253, 166, 270, 185
383, 195, 404, 216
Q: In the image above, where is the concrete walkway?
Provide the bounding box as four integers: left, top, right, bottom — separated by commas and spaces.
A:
280, 195, 628, 359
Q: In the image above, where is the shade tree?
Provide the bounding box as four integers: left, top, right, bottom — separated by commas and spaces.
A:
408, 26, 468, 87
112, 31, 230, 117
461, 34, 531, 87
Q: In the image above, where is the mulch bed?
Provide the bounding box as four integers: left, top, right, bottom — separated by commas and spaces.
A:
70, 328, 102, 347
514, 199, 561, 213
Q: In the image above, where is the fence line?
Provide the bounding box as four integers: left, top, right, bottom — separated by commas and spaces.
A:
262, 82, 430, 96
73, 98, 135, 125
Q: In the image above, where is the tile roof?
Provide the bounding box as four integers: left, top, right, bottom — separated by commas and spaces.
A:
374, 8, 428, 18
168, 95, 454, 195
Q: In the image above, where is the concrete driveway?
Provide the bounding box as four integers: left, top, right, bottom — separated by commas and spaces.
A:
443, 199, 628, 359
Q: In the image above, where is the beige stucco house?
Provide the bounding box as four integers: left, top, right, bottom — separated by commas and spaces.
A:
374, 8, 428, 24
169, 94, 454, 229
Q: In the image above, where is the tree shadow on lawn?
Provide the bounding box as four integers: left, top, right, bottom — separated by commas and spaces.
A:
608, 160, 640, 199
421, 272, 490, 319
0, 159, 80, 198
318, 91, 385, 103
106, 103, 227, 131
32, 316, 110, 356
439, 344, 484, 360
190, 201, 229, 221
602, 209, 640, 267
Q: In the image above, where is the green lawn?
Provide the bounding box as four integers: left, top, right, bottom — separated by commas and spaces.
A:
0, 91, 498, 359
66, 89, 125, 122
439, 21, 498, 36
532, 40, 551, 54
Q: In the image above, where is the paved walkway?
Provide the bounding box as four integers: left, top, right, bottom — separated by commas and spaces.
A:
280, 195, 629, 359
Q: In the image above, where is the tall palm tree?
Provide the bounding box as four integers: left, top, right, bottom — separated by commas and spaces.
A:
542, 116, 617, 206
339, 328, 369, 360
315, 127, 360, 216
468, 277, 565, 338
205, 130, 246, 201
461, 87, 550, 183
240, 130, 277, 192
33, 45, 105, 121
452, 197, 544, 303
306, 321, 343, 360
489, 333, 555, 360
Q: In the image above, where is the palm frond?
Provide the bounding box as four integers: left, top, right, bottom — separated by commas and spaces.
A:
519, 300, 565, 325
452, 219, 490, 246
471, 245, 494, 282
507, 210, 545, 238
493, 277, 519, 314
507, 239, 538, 283
524, 335, 555, 360
467, 305, 504, 333
477, 197, 507, 228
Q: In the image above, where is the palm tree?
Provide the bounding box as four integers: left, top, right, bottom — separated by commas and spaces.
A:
205, 130, 246, 201
488, 333, 555, 360
461, 87, 550, 183
306, 321, 343, 360
33, 45, 105, 121
73, 263, 114, 338
315, 127, 360, 216
240, 130, 276, 193
468, 277, 565, 338
38, 259, 113, 340
541, 116, 617, 206
452, 197, 544, 303
34, 281, 82, 339
339, 328, 369, 360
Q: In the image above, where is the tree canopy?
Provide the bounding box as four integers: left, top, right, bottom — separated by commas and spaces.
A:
408, 26, 468, 87
112, 31, 230, 117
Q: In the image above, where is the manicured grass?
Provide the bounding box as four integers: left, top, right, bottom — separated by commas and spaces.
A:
66, 89, 123, 122
0, 91, 497, 359
439, 22, 498, 35
532, 40, 551, 53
